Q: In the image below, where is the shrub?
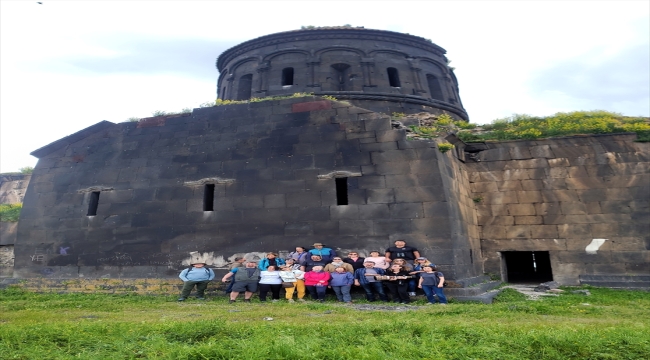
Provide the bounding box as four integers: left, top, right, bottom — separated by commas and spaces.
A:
458, 111, 650, 142
19, 166, 34, 174
436, 113, 454, 125
437, 142, 455, 153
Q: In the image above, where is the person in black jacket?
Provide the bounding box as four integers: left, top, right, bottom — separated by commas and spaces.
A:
382, 264, 413, 304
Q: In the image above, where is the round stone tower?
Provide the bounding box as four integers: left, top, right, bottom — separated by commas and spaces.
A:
216, 27, 468, 120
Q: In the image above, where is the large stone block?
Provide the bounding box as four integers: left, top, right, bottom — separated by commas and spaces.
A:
478, 216, 514, 226
557, 224, 591, 238
560, 202, 588, 215
481, 191, 518, 205
394, 187, 445, 203
481, 225, 507, 239
514, 216, 543, 225
507, 204, 536, 216
389, 203, 424, 218
339, 220, 373, 236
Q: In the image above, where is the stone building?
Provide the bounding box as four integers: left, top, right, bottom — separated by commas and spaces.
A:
217, 27, 468, 119
5, 28, 649, 295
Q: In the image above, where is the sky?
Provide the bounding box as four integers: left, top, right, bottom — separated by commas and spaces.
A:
1, 0, 648, 173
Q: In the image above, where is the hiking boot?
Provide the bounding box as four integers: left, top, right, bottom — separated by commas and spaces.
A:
229, 300, 235, 304
243, 299, 251, 303
288, 299, 295, 303
177, 297, 186, 302
408, 292, 416, 296
196, 297, 206, 300
297, 299, 306, 302
272, 299, 279, 303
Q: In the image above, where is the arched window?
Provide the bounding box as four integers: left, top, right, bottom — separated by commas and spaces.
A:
282, 67, 294, 86
236, 74, 253, 100
387, 67, 400, 87
331, 63, 350, 91
426, 74, 444, 101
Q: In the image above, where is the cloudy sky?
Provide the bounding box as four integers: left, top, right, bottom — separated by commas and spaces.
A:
1, 0, 648, 173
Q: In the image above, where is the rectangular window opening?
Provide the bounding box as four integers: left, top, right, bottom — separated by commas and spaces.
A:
335, 177, 348, 206
87, 191, 100, 216
203, 184, 215, 211
282, 67, 294, 86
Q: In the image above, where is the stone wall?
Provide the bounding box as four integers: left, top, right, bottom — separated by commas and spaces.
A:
0, 174, 29, 277
466, 134, 650, 284
0, 174, 31, 204
16, 97, 482, 281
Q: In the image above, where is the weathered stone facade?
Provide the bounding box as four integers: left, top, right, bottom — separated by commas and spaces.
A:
4, 28, 648, 291
0, 174, 29, 277
217, 27, 468, 119
464, 134, 650, 285
15, 98, 481, 284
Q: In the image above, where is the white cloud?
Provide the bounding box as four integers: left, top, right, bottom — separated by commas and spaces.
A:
1, 1, 648, 172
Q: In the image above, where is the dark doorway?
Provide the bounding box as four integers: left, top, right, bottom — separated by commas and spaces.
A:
503, 251, 553, 283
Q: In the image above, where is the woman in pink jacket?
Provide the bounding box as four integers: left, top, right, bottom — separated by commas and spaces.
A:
303, 265, 331, 302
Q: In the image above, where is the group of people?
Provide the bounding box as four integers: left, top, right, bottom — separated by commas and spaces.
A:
178, 240, 448, 305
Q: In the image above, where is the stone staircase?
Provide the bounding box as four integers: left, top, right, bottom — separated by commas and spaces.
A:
579, 275, 650, 289
445, 275, 503, 304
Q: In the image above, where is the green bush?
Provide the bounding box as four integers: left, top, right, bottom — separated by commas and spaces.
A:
19, 166, 34, 174
0, 203, 22, 222
459, 111, 650, 142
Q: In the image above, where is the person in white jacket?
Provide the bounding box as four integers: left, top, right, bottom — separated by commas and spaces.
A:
279, 264, 306, 302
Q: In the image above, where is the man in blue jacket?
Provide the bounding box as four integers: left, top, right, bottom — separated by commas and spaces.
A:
308, 243, 337, 263
354, 261, 389, 302
178, 262, 215, 301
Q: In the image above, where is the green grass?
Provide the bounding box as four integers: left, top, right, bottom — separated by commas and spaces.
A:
0, 286, 648, 359
0, 203, 22, 222
457, 111, 650, 142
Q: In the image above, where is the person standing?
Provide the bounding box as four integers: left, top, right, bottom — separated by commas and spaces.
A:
353, 261, 389, 302
308, 243, 337, 263
224, 257, 246, 294
258, 265, 283, 302
178, 262, 215, 301
385, 240, 420, 264
365, 251, 390, 270
329, 266, 354, 303
343, 251, 365, 271
323, 256, 354, 273
222, 261, 260, 303
258, 252, 286, 271
304, 265, 331, 302
418, 265, 448, 305
301, 254, 327, 272
279, 264, 306, 302
288, 246, 310, 265
383, 264, 413, 304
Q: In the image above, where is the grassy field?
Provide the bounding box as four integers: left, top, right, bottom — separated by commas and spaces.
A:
0, 286, 648, 359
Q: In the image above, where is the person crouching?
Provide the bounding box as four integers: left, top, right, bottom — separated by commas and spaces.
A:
178, 262, 215, 301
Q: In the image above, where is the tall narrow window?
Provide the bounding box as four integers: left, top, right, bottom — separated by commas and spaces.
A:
281, 67, 294, 85
335, 178, 348, 205
236, 74, 253, 100
203, 184, 215, 211
387, 67, 400, 87
221, 87, 226, 99
426, 74, 444, 101
87, 191, 100, 216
